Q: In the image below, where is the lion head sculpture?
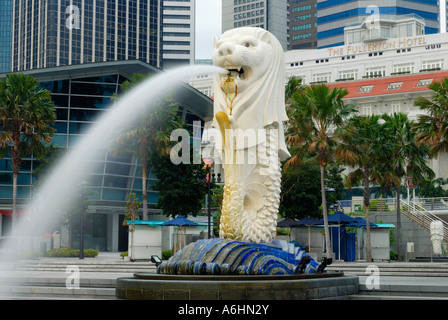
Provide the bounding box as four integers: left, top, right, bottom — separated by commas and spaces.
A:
212, 27, 290, 161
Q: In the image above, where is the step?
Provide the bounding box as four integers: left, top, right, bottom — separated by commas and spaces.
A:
358, 283, 448, 297
0, 285, 116, 300
0, 276, 119, 288
326, 264, 448, 277
350, 294, 448, 300
15, 267, 155, 273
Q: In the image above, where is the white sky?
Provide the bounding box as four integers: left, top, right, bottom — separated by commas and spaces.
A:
195, 0, 222, 60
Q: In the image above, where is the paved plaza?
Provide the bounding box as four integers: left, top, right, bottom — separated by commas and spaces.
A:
0, 252, 447, 300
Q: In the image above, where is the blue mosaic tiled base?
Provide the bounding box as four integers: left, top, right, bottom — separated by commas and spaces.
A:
157, 239, 323, 276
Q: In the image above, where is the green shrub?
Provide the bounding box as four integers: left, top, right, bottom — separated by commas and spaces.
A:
162, 250, 173, 260
46, 248, 99, 257
120, 251, 128, 259
390, 250, 398, 260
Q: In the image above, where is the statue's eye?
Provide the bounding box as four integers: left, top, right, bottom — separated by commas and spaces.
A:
243, 42, 254, 48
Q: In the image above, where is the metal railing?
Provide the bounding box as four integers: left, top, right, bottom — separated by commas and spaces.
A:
411, 197, 448, 211
337, 197, 448, 241
399, 199, 448, 242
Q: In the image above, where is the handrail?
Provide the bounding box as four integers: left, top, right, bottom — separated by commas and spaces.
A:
400, 199, 448, 241
336, 198, 448, 241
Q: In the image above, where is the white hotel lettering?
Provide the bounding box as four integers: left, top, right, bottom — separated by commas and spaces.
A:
327, 36, 427, 57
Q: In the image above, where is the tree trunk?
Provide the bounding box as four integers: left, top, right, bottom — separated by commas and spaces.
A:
363, 165, 372, 262
396, 186, 402, 261
320, 164, 332, 258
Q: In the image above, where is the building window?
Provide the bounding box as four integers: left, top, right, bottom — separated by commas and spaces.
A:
337, 70, 358, 81
387, 82, 403, 90
358, 85, 374, 93
393, 63, 414, 75
390, 103, 401, 114
362, 105, 372, 116
421, 59, 444, 72
416, 79, 433, 87
365, 67, 385, 78
311, 72, 331, 83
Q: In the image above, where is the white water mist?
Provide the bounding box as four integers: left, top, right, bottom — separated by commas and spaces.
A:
2, 64, 225, 257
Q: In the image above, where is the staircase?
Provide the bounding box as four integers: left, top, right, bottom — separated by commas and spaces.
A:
400, 199, 448, 242
327, 261, 448, 277
326, 262, 448, 300
0, 258, 157, 300
351, 280, 448, 300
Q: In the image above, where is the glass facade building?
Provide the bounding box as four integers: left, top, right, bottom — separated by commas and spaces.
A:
0, 60, 213, 251
317, 0, 440, 48
11, 0, 162, 72
0, 1, 13, 73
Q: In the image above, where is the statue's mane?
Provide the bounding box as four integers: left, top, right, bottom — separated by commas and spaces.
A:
212, 27, 290, 160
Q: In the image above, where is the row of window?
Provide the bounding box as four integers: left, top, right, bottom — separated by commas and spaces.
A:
233, 1, 264, 12
294, 62, 442, 84
357, 78, 433, 94
289, 55, 444, 75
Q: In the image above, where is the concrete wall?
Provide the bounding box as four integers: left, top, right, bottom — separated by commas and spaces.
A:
369, 211, 447, 259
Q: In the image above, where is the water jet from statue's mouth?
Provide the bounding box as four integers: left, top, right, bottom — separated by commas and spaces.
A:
225, 66, 246, 80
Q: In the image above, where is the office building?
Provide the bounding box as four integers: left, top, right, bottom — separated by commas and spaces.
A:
289, 0, 318, 50
11, 0, 163, 72
317, 0, 439, 48
222, 0, 289, 51
162, 0, 195, 70
0, 1, 13, 73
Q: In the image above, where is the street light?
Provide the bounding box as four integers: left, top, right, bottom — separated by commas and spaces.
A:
78, 181, 88, 260
203, 159, 221, 239
150, 255, 162, 267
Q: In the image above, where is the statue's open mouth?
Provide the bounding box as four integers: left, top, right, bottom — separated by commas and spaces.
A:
225, 66, 246, 80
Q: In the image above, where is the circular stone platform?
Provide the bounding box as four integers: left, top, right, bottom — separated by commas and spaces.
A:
115, 272, 359, 300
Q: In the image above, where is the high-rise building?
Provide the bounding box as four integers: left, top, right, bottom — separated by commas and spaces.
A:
0, 1, 13, 73
317, 0, 440, 49
11, 0, 163, 72
222, 0, 289, 51
162, 0, 195, 70
289, 0, 318, 50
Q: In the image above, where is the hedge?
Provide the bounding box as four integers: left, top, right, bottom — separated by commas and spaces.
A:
46, 248, 99, 257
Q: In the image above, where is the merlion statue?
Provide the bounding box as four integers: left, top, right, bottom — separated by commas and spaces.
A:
211, 27, 290, 243
156, 28, 330, 276
430, 220, 444, 256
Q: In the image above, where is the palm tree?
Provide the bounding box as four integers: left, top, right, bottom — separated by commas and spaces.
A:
285, 84, 357, 258
110, 73, 181, 220
378, 113, 434, 260
0, 73, 56, 234
285, 76, 303, 104
336, 115, 386, 262
413, 78, 448, 156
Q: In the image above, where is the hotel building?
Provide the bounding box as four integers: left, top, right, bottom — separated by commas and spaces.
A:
192, 15, 448, 179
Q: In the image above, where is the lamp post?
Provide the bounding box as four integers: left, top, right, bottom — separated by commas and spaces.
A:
203, 159, 221, 239
78, 181, 88, 260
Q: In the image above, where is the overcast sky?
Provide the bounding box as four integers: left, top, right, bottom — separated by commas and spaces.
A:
195, 0, 222, 60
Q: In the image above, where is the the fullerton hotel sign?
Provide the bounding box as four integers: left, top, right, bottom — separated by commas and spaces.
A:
327, 36, 427, 57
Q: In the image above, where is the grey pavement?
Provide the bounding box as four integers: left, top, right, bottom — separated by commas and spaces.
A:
1, 253, 447, 300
